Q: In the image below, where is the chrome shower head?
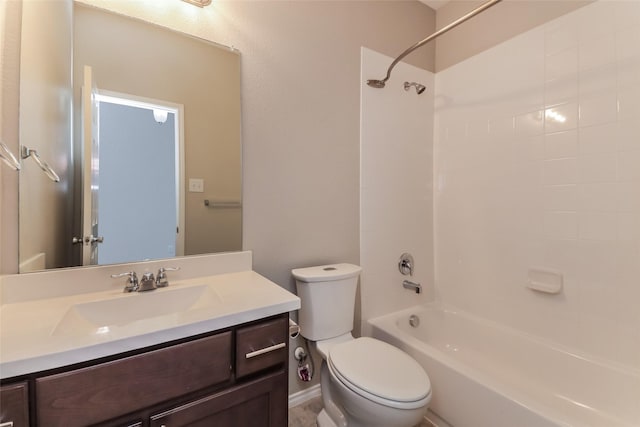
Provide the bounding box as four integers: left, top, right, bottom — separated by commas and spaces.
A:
404, 81, 426, 94
367, 79, 387, 88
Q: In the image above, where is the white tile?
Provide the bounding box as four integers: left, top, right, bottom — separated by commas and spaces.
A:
543, 211, 578, 240
545, 47, 578, 81
577, 183, 618, 213
579, 92, 618, 128
613, 0, 640, 32
545, 103, 578, 133
543, 158, 578, 185
543, 185, 577, 211
545, 75, 578, 107
616, 24, 640, 62
616, 182, 640, 212
579, 33, 616, 71
617, 119, 640, 152
617, 213, 640, 241
545, 130, 578, 159
545, 19, 579, 56
578, 212, 618, 241
617, 84, 640, 120
578, 152, 617, 184
515, 135, 544, 162
488, 116, 514, 137
617, 149, 640, 182
579, 123, 617, 155
578, 65, 617, 96
515, 110, 544, 137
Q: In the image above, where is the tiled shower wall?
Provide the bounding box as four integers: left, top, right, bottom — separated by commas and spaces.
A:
360, 48, 435, 334
434, 1, 640, 367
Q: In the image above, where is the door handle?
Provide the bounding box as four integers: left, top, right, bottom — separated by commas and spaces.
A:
87, 235, 104, 244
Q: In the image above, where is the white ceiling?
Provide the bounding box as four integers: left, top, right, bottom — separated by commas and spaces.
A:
419, 0, 449, 10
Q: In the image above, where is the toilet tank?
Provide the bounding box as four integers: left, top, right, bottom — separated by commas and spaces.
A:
292, 263, 362, 341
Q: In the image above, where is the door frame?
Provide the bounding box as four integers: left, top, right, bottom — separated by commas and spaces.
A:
94, 90, 185, 258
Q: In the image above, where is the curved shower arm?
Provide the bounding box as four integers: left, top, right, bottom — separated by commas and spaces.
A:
368, 0, 502, 87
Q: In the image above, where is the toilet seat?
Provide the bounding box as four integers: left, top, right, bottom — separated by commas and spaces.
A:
327, 337, 431, 410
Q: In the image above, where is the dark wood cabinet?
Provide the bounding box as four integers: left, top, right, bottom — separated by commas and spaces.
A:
150, 371, 286, 427
0, 381, 29, 426
1, 314, 289, 427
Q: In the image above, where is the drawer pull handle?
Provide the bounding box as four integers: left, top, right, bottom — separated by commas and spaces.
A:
1, 422, 14, 427
245, 342, 286, 359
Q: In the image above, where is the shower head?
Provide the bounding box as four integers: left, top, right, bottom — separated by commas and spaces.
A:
404, 82, 426, 95
367, 79, 387, 88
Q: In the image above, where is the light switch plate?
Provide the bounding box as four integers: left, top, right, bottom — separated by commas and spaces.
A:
189, 178, 204, 193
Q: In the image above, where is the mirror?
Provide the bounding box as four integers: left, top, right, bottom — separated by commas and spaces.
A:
18, 1, 242, 272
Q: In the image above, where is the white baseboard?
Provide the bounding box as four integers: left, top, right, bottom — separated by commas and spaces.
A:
288, 383, 322, 408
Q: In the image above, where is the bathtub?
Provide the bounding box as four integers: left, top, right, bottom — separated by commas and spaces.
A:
368, 304, 640, 427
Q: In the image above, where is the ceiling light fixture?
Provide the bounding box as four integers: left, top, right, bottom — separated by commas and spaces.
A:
181, 0, 211, 7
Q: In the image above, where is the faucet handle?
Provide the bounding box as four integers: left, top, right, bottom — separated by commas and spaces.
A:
111, 271, 138, 293
156, 266, 180, 288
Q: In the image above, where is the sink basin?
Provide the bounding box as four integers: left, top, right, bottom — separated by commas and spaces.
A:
52, 285, 221, 336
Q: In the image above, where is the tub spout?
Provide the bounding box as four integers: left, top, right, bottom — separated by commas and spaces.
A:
403, 280, 422, 294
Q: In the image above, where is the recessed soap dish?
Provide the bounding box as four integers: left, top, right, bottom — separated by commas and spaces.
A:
526, 268, 563, 294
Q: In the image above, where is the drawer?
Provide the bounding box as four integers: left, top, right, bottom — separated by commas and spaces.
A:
36, 331, 232, 427
0, 381, 29, 427
150, 370, 287, 427
235, 317, 287, 378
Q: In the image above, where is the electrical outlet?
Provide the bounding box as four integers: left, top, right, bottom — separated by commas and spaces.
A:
189, 178, 204, 193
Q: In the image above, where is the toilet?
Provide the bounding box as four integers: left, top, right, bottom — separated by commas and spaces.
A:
292, 263, 431, 427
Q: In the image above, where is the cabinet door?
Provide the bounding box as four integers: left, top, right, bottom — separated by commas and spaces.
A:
37, 332, 232, 427
0, 382, 29, 427
150, 370, 287, 427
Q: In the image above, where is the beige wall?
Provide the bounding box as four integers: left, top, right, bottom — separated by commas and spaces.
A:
73, 4, 242, 257
18, 0, 73, 271
76, 0, 436, 286
0, 0, 22, 274
434, 0, 593, 71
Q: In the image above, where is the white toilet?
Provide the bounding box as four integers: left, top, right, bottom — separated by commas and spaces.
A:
292, 263, 431, 427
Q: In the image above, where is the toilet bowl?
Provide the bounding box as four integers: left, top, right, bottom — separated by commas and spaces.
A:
292, 264, 432, 427
319, 336, 431, 427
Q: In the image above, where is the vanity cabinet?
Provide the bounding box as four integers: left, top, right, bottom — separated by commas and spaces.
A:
1, 314, 288, 427
0, 381, 30, 426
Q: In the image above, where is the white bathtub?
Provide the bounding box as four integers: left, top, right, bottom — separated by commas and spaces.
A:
369, 304, 640, 427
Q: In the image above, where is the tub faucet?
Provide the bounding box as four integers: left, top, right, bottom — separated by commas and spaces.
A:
403, 279, 422, 294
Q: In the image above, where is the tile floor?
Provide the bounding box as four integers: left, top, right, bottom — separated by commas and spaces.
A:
288, 396, 434, 427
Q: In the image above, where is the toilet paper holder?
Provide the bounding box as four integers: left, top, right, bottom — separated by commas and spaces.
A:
289, 318, 300, 339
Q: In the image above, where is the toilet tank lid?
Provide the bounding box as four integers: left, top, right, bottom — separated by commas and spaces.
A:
292, 263, 362, 282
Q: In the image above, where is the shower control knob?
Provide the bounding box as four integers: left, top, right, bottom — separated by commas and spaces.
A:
398, 253, 414, 276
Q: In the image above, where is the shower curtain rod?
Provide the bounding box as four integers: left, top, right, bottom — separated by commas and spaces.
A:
367, 0, 502, 89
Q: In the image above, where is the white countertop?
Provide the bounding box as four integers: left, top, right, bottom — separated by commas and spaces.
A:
0, 269, 300, 379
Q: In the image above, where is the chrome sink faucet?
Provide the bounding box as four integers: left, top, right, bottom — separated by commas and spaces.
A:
111, 271, 139, 293
138, 272, 157, 292
156, 267, 180, 288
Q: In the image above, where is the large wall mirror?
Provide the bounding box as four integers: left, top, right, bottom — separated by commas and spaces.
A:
18, 0, 242, 272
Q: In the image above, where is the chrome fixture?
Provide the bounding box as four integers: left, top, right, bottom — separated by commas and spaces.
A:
366, 0, 502, 89
409, 314, 420, 328
138, 272, 157, 292
403, 279, 422, 294
156, 266, 180, 288
111, 271, 139, 293
398, 253, 414, 276
21, 146, 60, 182
0, 139, 21, 171
404, 82, 426, 95
181, 0, 211, 7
